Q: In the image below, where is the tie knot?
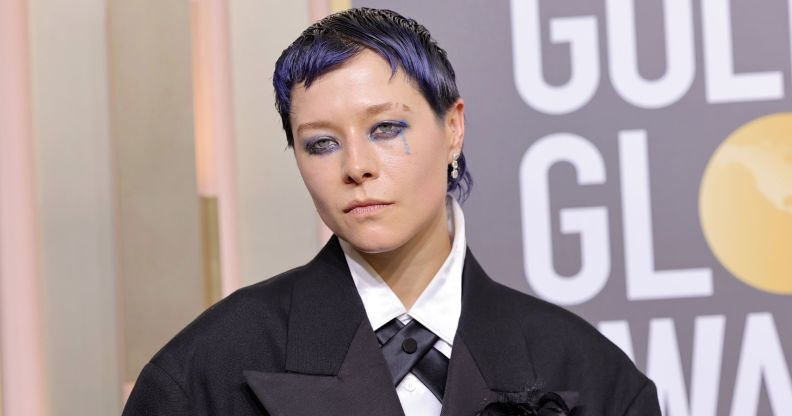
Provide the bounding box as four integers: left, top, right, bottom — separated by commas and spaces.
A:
375, 318, 449, 400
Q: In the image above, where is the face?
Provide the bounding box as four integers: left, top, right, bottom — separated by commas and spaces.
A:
290, 50, 464, 254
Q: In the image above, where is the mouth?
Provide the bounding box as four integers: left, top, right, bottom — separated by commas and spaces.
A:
343, 200, 393, 215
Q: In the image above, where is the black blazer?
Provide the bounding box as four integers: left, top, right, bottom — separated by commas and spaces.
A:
123, 237, 660, 415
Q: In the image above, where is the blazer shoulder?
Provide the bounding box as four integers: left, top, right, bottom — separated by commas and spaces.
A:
146, 264, 312, 381
174, 264, 305, 338
129, 262, 329, 414
485, 279, 607, 346
487, 279, 653, 409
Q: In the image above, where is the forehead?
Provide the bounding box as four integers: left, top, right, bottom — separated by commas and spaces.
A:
289, 50, 429, 124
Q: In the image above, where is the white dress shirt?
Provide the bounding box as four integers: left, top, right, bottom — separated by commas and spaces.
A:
339, 195, 466, 416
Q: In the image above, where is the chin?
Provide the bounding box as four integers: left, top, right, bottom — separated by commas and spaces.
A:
338, 229, 406, 254
342, 237, 399, 254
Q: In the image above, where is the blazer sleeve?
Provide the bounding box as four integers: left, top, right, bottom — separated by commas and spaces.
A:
620, 378, 662, 416
122, 362, 193, 416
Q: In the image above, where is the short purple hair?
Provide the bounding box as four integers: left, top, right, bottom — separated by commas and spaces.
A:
273, 7, 472, 201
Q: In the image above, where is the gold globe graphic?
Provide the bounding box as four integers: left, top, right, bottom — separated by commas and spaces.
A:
699, 113, 792, 294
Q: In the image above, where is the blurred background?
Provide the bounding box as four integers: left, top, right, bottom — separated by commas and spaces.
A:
2, 0, 329, 414
1, 0, 791, 415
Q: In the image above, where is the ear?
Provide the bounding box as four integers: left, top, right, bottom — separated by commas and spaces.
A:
444, 98, 465, 164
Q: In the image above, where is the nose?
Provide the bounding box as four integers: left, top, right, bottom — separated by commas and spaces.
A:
342, 138, 379, 185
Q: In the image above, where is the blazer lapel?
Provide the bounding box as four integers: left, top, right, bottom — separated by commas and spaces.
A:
440, 337, 500, 416
244, 237, 404, 416
244, 240, 541, 415
441, 249, 539, 415
245, 320, 403, 416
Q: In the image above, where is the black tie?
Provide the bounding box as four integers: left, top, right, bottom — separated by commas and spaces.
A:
375, 318, 450, 401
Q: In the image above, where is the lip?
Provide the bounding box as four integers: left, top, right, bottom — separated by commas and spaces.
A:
343, 199, 393, 215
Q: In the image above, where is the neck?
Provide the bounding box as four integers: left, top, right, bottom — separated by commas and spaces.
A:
360, 203, 452, 310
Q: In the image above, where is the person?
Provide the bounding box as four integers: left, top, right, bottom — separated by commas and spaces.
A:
123, 8, 661, 416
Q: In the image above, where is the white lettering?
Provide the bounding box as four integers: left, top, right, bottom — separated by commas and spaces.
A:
701, 0, 784, 103
730, 313, 792, 415
520, 133, 609, 305
605, 0, 695, 108
602, 317, 725, 416
647, 316, 725, 416
510, 0, 599, 114
619, 130, 713, 300
690, 316, 726, 416
647, 318, 689, 415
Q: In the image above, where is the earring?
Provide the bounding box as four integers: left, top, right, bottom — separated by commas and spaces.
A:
450, 153, 460, 179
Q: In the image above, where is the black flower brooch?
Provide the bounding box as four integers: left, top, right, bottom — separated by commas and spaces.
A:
477, 389, 575, 416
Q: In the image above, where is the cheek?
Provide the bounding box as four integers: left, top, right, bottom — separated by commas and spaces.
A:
413, 133, 449, 189
416, 159, 450, 197
382, 141, 447, 196
296, 159, 335, 209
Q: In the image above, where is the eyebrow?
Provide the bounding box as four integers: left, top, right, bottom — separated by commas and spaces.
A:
295, 102, 412, 136
365, 102, 411, 115
295, 121, 335, 137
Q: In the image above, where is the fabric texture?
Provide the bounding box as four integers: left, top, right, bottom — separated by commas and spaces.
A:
122, 237, 661, 416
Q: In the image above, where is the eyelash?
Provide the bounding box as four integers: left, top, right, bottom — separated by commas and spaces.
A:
369, 120, 408, 141
304, 136, 338, 155
303, 121, 409, 155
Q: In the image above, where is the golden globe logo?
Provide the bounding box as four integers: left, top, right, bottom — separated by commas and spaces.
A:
510, 0, 792, 412
699, 113, 792, 294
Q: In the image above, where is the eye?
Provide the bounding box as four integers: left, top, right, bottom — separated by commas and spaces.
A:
304, 136, 339, 155
369, 121, 408, 141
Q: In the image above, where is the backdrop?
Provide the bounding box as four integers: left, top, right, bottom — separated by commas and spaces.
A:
354, 1, 792, 414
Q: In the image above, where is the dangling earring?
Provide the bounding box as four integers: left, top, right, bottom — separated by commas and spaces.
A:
450, 153, 460, 179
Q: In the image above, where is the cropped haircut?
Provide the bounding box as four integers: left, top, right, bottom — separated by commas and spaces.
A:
273, 7, 472, 201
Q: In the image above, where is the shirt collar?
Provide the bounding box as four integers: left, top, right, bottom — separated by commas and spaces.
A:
340, 195, 466, 346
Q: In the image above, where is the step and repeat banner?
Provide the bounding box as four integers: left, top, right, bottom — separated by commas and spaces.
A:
355, 0, 791, 414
